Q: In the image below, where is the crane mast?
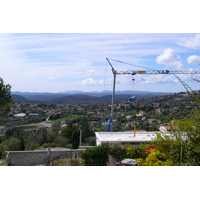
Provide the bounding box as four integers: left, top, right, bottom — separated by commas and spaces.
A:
106, 57, 200, 132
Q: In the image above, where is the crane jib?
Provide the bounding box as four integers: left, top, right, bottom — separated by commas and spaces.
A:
114, 70, 200, 75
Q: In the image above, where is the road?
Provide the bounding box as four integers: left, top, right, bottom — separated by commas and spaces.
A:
1, 122, 52, 130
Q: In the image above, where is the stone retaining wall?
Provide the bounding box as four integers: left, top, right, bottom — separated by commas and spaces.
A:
5, 148, 84, 166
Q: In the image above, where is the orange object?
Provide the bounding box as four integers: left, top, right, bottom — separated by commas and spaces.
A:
146, 145, 156, 154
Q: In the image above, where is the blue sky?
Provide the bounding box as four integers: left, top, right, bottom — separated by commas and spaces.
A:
0, 33, 200, 93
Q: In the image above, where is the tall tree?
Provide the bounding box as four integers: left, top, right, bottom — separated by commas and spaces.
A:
62, 122, 80, 149
80, 116, 93, 141
0, 78, 14, 117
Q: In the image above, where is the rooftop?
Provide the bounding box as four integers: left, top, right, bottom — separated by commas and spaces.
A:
95, 131, 161, 143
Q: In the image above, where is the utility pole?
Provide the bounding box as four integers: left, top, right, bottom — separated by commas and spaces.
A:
79, 127, 82, 147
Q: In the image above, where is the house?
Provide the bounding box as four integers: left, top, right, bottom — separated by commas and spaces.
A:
126, 115, 132, 120
136, 111, 145, 117
159, 125, 179, 132
14, 113, 26, 117
29, 113, 39, 116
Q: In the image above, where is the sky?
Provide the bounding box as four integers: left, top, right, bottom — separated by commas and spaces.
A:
0, 33, 200, 93
1, 0, 199, 197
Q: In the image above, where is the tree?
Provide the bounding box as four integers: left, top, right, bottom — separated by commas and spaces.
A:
0, 78, 14, 118
80, 116, 93, 141
80, 143, 110, 166
0, 137, 21, 158
62, 122, 80, 149
19, 136, 25, 150
124, 144, 148, 160
39, 133, 48, 145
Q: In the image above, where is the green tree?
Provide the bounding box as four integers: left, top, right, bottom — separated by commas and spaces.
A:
39, 133, 48, 145
19, 136, 25, 151
62, 122, 80, 149
174, 110, 200, 165
125, 144, 148, 160
109, 144, 127, 161
80, 143, 110, 166
0, 137, 21, 158
80, 116, 94, 142
51, 122, 61, 133
0, 78, 14, 118
149, 132, 186, 165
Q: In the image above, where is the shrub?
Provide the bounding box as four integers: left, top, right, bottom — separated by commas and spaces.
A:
80, 143, 110, 166
0, 137, 21, 158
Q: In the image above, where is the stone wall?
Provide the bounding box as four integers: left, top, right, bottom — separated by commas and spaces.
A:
5, 148, 84, 166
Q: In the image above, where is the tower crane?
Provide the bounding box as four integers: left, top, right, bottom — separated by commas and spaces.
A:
106, 58, 200, 132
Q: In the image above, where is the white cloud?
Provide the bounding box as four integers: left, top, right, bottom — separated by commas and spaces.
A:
77, 68, 96, 76
177, 34, 200, 49
125, 74, 177, 85
79, 78, 104, 86
187, 55, 200, 65
0, 33, 199, 93
48, 77, 56, 80
156, 48, 183, 70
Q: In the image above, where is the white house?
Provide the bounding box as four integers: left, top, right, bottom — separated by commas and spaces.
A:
14, 113, 26, 117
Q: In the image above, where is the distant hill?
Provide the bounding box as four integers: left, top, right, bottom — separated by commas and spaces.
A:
11, 90, 173, 103
12, 94, 30, 102
11, 94, 41, 104
48, 92, 175, 105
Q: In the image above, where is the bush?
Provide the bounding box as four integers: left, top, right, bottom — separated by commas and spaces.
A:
0, 137, 21, 158
136, 150, 174, 166
30, 143, 40, 150
109, 144, 126, 161
80, 143, 110, 166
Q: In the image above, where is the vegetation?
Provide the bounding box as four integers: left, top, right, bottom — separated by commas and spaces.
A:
0, 137, 22, 158
80, 143, 110, 166
140, 77, 200, 166
0, 77, 14, 118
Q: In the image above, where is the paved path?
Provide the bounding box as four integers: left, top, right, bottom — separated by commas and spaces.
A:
2, 122, 52, 130
0, 161, 3, 165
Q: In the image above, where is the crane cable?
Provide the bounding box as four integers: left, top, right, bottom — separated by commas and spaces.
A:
103, 60, 108, 95
107, 58, 158, 71
173, 74, 200, 109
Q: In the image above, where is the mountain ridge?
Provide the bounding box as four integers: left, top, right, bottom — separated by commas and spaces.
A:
11, 90, 174, 104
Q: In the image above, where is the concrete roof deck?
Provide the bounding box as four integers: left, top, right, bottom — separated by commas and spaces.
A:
95, 131, 161, 143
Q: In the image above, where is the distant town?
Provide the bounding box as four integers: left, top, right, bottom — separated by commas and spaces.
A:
0, 89, 199, 166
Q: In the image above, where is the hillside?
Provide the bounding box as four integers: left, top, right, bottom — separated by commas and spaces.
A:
11, 91, 173, 104
11, 91, 173, 102
12, 94, 30, 102
11, 95, 41, 104
48, 93, 175, 105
